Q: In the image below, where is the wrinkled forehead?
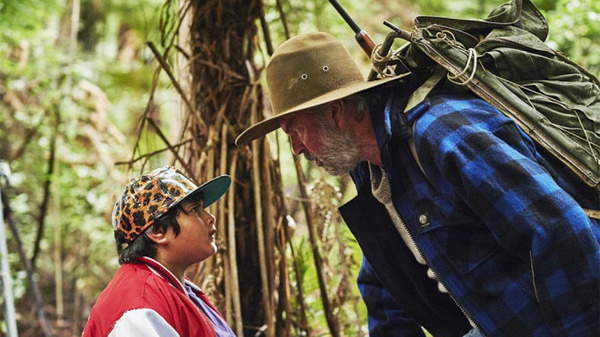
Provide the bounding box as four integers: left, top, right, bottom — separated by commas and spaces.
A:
279, 107, 322, 133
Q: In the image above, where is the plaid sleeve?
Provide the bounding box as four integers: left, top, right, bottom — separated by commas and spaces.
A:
415, 95, 600, 336
357, 256, 426, 337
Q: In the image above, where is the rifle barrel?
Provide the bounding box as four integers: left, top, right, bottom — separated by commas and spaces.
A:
329, 0, 361, 33
329, 0, 376, 56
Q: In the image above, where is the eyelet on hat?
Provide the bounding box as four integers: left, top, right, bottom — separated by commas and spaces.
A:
301, 74, 308, 80
234, 31, 409, 146
112, 166, 231, 243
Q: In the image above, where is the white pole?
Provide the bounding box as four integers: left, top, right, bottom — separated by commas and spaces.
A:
0, 161, 18, 337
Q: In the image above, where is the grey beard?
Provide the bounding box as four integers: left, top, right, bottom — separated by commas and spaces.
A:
316, 124, 363, 176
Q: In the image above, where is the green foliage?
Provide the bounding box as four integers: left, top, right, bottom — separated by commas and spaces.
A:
0, 0, 168, 333
0, 0, 62, 41
288, 228, 367, 336
1, 0, 598, 335
540, 0, 600, 75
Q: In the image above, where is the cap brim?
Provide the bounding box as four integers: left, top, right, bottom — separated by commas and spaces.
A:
235, 73, 408, 146
178, 175, 232, 208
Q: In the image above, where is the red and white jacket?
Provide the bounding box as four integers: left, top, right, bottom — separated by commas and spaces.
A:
82, 257, 222, 337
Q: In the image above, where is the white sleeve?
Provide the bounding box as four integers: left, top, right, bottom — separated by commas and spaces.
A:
108, 308, 179, 337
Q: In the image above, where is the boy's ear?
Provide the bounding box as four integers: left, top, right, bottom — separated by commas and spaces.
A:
146, 227, 169, 245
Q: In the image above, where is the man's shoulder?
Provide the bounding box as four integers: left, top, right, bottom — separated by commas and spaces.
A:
412, 93, 510, 141
421, 92, 498, 119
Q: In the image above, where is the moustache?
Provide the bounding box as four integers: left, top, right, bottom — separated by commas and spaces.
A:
304, 152, 317, 162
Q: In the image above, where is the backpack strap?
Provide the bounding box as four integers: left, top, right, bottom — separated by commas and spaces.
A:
405, 68, 447, 176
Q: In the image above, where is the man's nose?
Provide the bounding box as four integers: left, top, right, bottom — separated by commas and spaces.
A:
288, 134, 305, 156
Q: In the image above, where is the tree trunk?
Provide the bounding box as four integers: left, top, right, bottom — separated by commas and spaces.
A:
183, 1, 280, 336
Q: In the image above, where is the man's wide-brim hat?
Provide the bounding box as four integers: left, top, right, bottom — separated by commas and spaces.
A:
112, 166, 231, 242
235, 31, 406, 146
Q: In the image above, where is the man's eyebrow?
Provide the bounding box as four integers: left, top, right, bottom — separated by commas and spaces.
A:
281, 120, 292, 133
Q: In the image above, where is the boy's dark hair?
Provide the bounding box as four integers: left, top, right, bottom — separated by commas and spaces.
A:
115, 192, 203, 264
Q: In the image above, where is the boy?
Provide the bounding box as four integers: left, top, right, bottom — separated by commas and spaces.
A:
83, 166, 236, 336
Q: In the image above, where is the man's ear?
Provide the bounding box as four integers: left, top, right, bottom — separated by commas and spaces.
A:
146, 227, 170, 246
330, 99, 345, 129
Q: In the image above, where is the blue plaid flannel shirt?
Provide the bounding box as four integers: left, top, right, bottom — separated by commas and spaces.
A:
351, 92, 599, 337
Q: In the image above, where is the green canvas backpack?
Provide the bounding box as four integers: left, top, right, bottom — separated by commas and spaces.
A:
370, 0, 599, 216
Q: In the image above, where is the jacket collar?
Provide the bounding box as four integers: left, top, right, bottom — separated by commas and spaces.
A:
136, 256, 188, 293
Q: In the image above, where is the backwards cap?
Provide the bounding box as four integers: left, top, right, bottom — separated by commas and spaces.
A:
112, 166, 231, 242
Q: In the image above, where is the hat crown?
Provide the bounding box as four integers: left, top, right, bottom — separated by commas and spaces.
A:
112, 166, 200, 242
235, 32, 405, 146
266, 32, 365, 116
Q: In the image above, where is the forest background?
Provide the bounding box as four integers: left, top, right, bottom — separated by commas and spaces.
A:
0, 0, 598, 336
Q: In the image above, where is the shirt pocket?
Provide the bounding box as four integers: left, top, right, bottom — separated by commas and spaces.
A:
415, 197, 502, 276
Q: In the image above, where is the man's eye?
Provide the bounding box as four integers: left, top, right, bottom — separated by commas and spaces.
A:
282, 124, 296, 135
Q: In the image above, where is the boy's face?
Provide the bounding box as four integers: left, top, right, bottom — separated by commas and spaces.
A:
166, 199, 218, 268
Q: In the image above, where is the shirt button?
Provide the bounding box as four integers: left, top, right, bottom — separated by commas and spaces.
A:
418, 214, 429, 227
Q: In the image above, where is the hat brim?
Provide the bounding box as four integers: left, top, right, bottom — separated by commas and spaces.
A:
235, 73, 408, 146
175, 175, 231, 209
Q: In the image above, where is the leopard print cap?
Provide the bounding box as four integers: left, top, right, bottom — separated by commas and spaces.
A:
112, 166, 224, 242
